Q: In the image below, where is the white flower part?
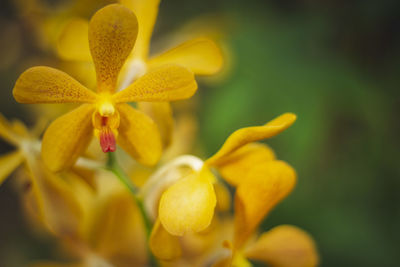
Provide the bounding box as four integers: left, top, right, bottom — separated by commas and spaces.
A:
19, 139, 41, 157
75, 156, 104, 170
118, 59, 147, 91
140, 155, 204, 220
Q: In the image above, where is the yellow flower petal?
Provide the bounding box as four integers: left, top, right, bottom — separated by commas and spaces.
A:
0, 113, 20, 145
120, 0, 160, 60
42, 104, 95, 172
25, 156, 84, 239
113, 64, 197, 102
11, 120, 31, 138
149, 37, 223, 75
215, 143, 275, 186
206, 113, 296, 166
89, 191, 147, 264
0, 150, 24, 186
150, 219, 182, 260
159, 167, 217, 236
60, 61, 97, 90
89, 4, 138, 93
57, 18, 91, 61
117, 103, 162, 166
245, 225, 319, 267
234, 161, 296, 248
137, 102, 173, 148
13, 66, 98, 103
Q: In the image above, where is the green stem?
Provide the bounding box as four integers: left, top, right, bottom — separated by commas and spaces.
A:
106, 152, 158, 266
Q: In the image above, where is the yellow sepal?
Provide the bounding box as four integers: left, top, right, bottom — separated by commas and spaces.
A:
206, 113, 296, 166
148, 37, 223, 75
215, 143, 275, 186
89, 4, 138, 93
41, 104, 94, 172
137, 102, 174, 148
234, 160, 296, 248
120, 0, 160, 60
117, 103, 162, 166
57, 18, 91, 61
13, 66, 98, 104
113, 64, 197, 103
0, 113, 20, 146
245, 225, 319, 267
0, 150, 24, 186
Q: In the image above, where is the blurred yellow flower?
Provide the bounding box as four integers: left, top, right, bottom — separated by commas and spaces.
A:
13, 4, 198, 172
3, 1, 321, 266
0, 114, 86, 239
0, 113, 38, 186
212, 161, 319, 267
155, 113, 297, 238
57, 0, 224, 147
25, 170, 150, 267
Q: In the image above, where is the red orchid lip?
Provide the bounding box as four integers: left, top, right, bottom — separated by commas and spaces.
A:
99, 126, 116, 153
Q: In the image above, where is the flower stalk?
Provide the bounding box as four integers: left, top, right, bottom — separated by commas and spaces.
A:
106, 152, 158, 267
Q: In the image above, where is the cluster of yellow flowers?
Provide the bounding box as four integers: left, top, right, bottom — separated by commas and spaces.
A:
1, 1, 319, 266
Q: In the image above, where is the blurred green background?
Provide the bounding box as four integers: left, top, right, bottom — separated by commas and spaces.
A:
0, 0, 399, 266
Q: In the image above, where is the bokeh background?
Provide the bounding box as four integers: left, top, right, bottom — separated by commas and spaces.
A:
0, 0, 399, 266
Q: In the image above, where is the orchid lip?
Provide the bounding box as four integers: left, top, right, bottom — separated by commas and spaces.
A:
99, 126, 116, 153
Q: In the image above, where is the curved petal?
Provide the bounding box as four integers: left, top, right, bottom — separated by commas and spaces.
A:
234, 161, 296, 249
117, 103, 162, 166
215, 143, 275, 186
159, 167, 216, 236
57, 18, 91, 61
149, 37, 224, 75
89, 4, 138, 93
206, 113, 296, 166
150, 219, 182, 260
113, 64, 197, 102
120, 0, 160, 60
42, 104, 94, 172
245, 225, 319, 267
13, 66, 97, 104
137, 102, 173, 148
0, 150, 24, 186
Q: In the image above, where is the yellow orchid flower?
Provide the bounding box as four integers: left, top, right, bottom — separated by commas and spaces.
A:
150, 217, 234, 266
13, 4, 198, 172
213, 161, 319, 267
0, 113, 36, 186
57, 0, 224, 147
0, 114, 88, 240
142, 113, 296, 241
57, 0, 224, 83
13, 0, 111, 52
26, 169, 153, 267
